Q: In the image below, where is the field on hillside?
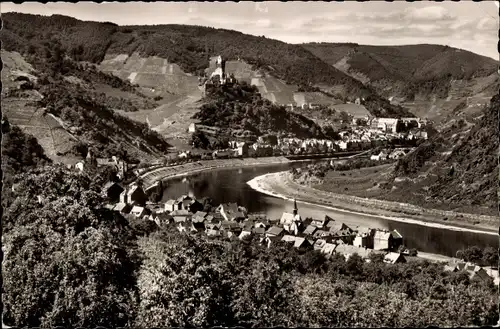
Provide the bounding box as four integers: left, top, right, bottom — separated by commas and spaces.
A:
314, 164, 394, 198
332, 103, 370, 117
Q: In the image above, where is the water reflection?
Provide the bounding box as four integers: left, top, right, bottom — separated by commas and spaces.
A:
162, 162, 498, 257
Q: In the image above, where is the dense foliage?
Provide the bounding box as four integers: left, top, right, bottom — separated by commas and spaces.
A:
2, 163, 499, 328
1, 118, 51, 209
194, 81, 327, 139
2, 166, 140, 327
456, 246, 499, 267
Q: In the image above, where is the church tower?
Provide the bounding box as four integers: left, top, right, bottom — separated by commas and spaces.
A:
293, 199, 298, 216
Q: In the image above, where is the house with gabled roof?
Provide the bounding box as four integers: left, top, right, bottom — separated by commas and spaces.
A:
218, 202, 246, 222
282, 235, 297, 244
131, 206, 148, 218
296, 237, 313, 250
335, 244, 376, 261
239, 230, 253, 240
321, 243, 337, 258
101, 181, 124, 202
444, 260, 467, 272
311, 215, 332, 229
206, 229, 222, 237
192, 211, 208, 223
155, 213, 173, 227
314, 239, 327, 251
384, 252, 407, 264
205, 222, 222, 232
373, 230, 392, 250
113, 202, 131, 214
170, 209, 193, 218
221, 220, 242, 233
353, 226, 375, 249
120, 184, 147, 206
313, 230, 331, 240
303, 225, 317, 236
266, 226, 284, 238
164, 199, 179, 212
468, 266, 491, 281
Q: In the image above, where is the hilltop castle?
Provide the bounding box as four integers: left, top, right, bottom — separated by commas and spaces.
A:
210, 55, 226, 84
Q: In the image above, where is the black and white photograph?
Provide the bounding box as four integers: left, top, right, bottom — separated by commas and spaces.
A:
1, 1, 499, 327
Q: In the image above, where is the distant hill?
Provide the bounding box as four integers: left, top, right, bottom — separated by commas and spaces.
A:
1, 12, 414, 119
303, 42, 498, 122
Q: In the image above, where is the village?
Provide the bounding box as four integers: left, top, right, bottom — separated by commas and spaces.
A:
100, 181, 496, 283
185, 114, 429, 161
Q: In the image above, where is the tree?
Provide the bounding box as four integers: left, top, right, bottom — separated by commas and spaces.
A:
190, 130, 210, 149
2, 165, 138, 328
481, 247, 498, 267
135, 235, 232, 327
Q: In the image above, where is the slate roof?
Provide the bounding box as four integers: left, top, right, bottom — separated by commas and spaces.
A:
239, 230, 252, 240
384, 252, 406, 264
113, 203, 129, 213
303, 225, 317, 235
131, 206, 145, 216
321, 243, 337, 256
391, 230, 403, 239
267, 226, 284, 236
253, 227, 266, 235
314, 239, 327, 250
170, 209, 192, 217
335, 244, 373, 259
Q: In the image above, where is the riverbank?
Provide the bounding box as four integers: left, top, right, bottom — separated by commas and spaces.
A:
140, 156, 292, 190
247, 171, 498, 235
139, 153, 364, 190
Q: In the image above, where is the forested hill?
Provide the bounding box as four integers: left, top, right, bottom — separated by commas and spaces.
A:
1, 43, 171, 164
1, 12, 413, 118
302, 42, 498, 101
390, 93, 499, 215
193, 81, 329, 139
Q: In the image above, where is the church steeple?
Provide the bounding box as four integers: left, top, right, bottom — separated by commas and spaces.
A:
293, 198, 298, 216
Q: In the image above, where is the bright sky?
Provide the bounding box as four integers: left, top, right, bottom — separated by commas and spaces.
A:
2, 1, 498, 59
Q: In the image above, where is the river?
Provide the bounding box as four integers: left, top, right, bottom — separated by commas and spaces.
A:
161, 161, 498, 257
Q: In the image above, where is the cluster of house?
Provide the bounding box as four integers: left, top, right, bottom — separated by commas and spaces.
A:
70, 151, 130, 180
444, 260, 495, 283
370, 148, 411, 161
103, 188, 408, 264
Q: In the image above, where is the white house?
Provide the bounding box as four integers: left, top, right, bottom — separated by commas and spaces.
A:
188, 123, 197, 133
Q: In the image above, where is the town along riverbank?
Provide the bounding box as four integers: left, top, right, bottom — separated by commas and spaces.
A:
247, 171, 499, 235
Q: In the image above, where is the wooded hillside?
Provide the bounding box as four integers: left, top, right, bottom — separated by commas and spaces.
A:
2, 12, 414, 118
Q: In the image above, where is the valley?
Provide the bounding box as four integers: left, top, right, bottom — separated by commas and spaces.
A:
1, 4, 499, 329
